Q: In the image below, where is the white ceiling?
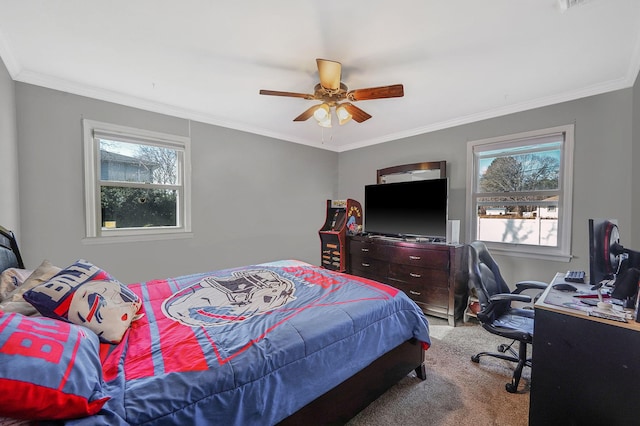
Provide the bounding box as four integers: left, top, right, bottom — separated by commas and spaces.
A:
1, 0, 640, 152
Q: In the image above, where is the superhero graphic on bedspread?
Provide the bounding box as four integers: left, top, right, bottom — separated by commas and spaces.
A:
161, 269, 296, 327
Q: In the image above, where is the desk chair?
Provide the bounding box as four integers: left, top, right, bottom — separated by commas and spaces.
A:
0, 225, 24, 270
467, 241, 548, 393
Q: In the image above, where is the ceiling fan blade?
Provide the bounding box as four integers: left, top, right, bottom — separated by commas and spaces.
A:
342, 103, 372, 123
293, 104, 322, 122
347, 84, 404, 101
316, 59, 342, 90
259, 89, 315, 100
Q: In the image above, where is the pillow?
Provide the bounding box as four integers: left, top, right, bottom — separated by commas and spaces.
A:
0, 300, 39, 317
6, 260, 61, 302
0, 417, 32, 425
0, 260, 61, 316
0, 268, 32, 301
23, 260, 142, 344
0, 312, 108, 420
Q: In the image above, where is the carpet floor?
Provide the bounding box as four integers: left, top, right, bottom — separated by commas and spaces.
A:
346, 317, 531, 426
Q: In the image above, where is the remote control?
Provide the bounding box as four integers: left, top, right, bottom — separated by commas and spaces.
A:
565, 270, 586, 283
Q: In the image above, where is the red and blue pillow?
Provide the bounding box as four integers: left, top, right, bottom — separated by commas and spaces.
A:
0, 312, 109, 420
23, 259, 142, 344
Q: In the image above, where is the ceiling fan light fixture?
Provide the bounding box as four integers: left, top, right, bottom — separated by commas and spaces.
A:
336, 104, 352, 125
313, 103, 330, 122
318, 115, 332, 128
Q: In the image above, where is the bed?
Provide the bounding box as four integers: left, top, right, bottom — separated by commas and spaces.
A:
0, 227, 430, 425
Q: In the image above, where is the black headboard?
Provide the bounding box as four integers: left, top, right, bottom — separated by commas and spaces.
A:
0, 226, 24, 273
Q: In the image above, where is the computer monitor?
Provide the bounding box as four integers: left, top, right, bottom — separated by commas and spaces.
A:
588, 218, 640, 302
588, 219, 620, 286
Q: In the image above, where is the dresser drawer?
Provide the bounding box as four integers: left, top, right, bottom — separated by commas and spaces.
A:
349, 255, 388, 279
387, 247, 449, 269
389, 279, 449, 308
350, 240, 385, 259
388, 263, 448, 287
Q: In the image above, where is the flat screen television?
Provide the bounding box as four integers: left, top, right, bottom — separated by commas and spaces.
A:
588, 218, 620, 286
364, 178, 448, 239
589, 218, 640, 302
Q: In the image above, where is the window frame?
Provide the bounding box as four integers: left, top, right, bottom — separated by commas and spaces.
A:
82, 119, 192, 242
465, 124, 574, 261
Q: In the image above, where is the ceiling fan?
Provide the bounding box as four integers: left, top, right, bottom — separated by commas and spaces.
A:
259, 59, 404, 127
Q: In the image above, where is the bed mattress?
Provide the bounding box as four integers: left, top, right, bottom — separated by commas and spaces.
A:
67, 260, 431, 426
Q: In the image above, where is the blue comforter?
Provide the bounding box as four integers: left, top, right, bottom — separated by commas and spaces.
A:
68, 260, 430, 426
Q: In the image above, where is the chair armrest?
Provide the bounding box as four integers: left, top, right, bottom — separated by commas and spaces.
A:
514, 280, 548, 293
489, 293, 532, 304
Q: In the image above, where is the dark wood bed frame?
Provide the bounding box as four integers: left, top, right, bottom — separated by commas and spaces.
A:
280, 338, 426, 425
0, 227, 427, 426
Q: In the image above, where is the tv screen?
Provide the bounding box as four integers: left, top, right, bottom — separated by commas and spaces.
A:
588, 218, 640, 301
588, 218, 620, 286
364, 178, 448, 239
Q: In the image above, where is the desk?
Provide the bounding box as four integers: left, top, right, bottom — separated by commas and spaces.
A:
529, 273, 640, 425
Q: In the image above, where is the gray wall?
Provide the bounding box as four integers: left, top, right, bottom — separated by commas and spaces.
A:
633, 72, 640, 249
339, 88, 635, 285
0, 57, 19, 235
7, 72, 640, 287
15, 83, 337, 283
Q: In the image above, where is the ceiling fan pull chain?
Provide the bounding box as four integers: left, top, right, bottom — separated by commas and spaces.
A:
320, 127, 334, 144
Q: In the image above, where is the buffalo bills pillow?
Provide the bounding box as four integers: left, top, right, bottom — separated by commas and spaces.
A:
0, 312, 108, 420
23, 259, 142, 344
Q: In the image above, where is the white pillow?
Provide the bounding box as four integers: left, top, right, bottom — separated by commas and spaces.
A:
0, 416, 34, 426
0, 268, 33, 301
0, 260, 61, 315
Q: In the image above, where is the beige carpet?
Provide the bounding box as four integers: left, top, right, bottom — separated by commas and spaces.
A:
347, 317, 530, 426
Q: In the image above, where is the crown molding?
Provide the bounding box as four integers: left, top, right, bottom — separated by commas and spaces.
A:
7, 64, 638, 154
0, 28, 20, 78
335, 75, 635, 152
12, 69, 339, 152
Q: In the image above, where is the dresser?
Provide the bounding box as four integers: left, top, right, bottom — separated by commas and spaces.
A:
347, 235, 467, 325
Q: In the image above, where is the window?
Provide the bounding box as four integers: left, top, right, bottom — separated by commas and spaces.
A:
466, 125, 574, 261
83, 119, 191, 241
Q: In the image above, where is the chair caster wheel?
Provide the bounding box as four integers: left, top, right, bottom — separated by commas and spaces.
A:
505, 383, 517, 393
497, 344, 509, 353
471, 355, 480, 363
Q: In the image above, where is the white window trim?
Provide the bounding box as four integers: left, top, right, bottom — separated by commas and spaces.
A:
465, 124, 575, 262
82, 119, 192, 243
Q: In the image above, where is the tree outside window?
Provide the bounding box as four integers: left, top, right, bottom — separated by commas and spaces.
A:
99, 141, 178, 229
467, 125, 574, 260
83, 119, 191, 240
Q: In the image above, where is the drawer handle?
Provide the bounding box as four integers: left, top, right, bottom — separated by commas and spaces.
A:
409, 255, 421, 260
361, 248, 369, 252
409, 273, 422, 278
361, 262, 370, 267
409, 290, 421, 295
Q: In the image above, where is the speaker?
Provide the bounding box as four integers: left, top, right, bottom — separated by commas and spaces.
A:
446, 220, 460, 244
612, 267, 640, 309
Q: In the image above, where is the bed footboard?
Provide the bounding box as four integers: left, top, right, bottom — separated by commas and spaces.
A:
278, 338, 425, 425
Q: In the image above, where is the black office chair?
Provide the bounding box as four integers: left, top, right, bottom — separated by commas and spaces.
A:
467, 241, 548, 393
0, 225, 24, 270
